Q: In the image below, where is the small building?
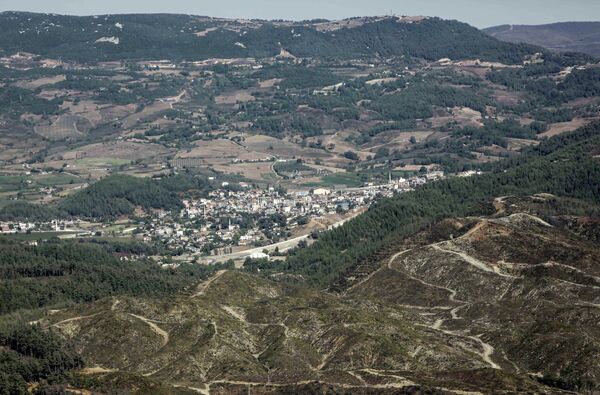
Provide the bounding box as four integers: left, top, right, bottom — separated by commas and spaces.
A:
313, 188, 331, 196
249, 252, 269, 260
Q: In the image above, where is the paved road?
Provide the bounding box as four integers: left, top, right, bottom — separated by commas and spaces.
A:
200, 234, 311, 264
197, 209, 363, 264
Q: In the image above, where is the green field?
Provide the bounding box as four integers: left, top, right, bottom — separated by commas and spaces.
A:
0, 173, 85, 200
32, 173, 82, 186
74, 157, 132, 167
302, 168, 420, 188
0, 175, 27, 192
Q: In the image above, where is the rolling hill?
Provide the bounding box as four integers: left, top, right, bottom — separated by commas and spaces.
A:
485, 22, 600, 57
3, 117, 598, 395
1, 10, 600, 395
0, 12, 540, 63
38, 194, 600, 394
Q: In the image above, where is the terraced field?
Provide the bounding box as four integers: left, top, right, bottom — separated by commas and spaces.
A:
34, 115, 89, 140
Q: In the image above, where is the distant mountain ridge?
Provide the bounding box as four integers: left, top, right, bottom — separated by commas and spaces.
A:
0, 11, 540, 63
485, 22, 600, 57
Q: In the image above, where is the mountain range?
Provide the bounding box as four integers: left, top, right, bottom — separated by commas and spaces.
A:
0, 12, 538, 63
485, 22, 600, 57
0, 11, 599, 395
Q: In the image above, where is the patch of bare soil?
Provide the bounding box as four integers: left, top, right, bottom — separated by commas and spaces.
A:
539, 118, 595, 138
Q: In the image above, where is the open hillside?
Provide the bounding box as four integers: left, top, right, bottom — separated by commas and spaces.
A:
35, 194, 600, 394
485, 22, 600, 57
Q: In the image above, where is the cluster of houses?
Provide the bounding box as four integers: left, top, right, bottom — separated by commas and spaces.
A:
0, 219, 78, 234
139, 171, 447, 255
2, 170, 479, 259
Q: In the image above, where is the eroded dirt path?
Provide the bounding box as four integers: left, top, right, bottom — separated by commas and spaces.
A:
384, 243, 502, 370
192, 270, 227, 298
432, 244, 496, 274
186, 377, 421, 394
432, 243, 519, 279
79, 367, 117, 375
51, 313, 101, 327
128, 314, 169, 347
344, 249, 413, 294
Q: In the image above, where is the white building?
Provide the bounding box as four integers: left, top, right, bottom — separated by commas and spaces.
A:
249, 252, 269, 260
313, 188, 331, 196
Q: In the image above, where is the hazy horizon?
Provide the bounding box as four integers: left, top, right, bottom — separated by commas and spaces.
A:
1, 0, 600, 28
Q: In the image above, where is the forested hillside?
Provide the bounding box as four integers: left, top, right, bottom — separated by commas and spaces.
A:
0, 12, 539, 62
0, 238, 230, 315
58, 174, 183, 218
0, 237, 230, 392
0, 173, 218, 221
276, 122, 600, 287
0, 324, 83, 394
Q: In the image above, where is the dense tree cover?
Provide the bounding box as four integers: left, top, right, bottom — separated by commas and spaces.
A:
451, 118, 548, 148
491, 121, 600, 171
489, 65, 600, 105
58, 174, 183, 219
157, 126, 202, 144
274, 160, 314, 174
0, 86, 62, 119
290, 116, 323, 137
343, 151, 360, 161
86, 238, 164, 256
55, 73, 185, 105
0, 238, 229, 315
0, 201, 62, 222
247, 71, 491, 141
216, 17, 539, 64
251, 114, 323, 137
366, 81, 489, 121
529, 107, 575, 124
0, 324, 83, 394
255, 65, 341, 90
154, 173, 215, 195
0, 13, 539, 63
0, 66, 121, 80
1, 174, 216, 221
367, 120, 418, 137
268, 124, 600, 288
251, 117, 284, 136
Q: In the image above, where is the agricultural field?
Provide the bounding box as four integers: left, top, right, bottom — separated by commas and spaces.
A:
0, 21, 598, 197
62, 141, 171, 163
213, 161, 278, 183
34, 114, 89, 140
539, 117, 597, 137
1, 12, 600, 395
13, 74, 66, 90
